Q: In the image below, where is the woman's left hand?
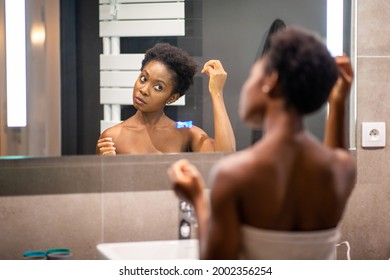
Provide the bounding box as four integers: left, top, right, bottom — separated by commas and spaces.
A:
328, 55, 354, 105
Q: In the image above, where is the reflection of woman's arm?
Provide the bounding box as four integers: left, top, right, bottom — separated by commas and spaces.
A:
324, 56, 353, 150
202, 60, 236, 152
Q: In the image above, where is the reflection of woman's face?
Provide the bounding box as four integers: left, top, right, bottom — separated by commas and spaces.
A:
133, 60, 176, 112
239, 59, 269, 128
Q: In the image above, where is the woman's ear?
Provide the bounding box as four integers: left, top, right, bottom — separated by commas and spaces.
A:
167, 93, 180, 104
266, 71, 281, 98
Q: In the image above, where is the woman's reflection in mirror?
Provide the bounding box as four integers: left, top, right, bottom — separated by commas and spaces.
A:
96, 43, 236, 154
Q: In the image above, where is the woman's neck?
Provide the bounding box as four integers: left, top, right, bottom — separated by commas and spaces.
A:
134, 110, 168, 127
262, 104, 304, 137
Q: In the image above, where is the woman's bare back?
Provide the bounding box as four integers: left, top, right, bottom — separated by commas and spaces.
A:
217, 132, 355, 231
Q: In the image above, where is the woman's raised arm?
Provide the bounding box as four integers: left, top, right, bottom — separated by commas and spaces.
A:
202, 60, 236, 152
324, 55, 354, 150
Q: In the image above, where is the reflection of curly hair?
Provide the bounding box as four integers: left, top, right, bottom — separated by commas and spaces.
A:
141, 43, 197, 97
265, 27, 338, 115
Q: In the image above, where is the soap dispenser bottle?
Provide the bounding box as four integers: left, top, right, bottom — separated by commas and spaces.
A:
179, 219, 191, 239
178, 200, 197, 239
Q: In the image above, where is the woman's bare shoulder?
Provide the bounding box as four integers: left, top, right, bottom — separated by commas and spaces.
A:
187, 124, 209, 137
332, 148, 356, 185
100, 121, 125, 139
318, 144, 356, 177
211, 150, 256, 184
185, 124, 214, 152
206, 150, 260, 206
333, 148, 355, 167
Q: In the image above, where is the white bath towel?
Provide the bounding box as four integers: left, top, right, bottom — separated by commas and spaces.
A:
240, 224, 340, 260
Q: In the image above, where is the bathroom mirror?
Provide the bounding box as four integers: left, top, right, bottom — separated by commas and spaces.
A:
0, 0, 355, 156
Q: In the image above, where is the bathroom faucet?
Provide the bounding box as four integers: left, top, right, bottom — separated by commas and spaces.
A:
178, 200, 197, 239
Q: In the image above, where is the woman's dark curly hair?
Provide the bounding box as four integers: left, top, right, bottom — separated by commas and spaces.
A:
264, 27, 338, 115
141, 43, 197, 97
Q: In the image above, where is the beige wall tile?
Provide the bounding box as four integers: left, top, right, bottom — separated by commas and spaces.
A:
341, 183, 390, 259
0, 193, 102, 260
357, 149, 390, 185
0, 156, 102, 195
358, 0, 390, 56
102, 191, 179, 243
349, 1, 390, 257
101, 153, 225, 192
357, 58, 390, 121
0, 154, 226, 260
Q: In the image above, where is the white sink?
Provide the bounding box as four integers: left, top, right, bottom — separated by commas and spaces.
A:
96, 239, 199, 260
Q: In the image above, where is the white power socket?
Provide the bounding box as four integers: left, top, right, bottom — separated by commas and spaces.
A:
362, 122, 386, 148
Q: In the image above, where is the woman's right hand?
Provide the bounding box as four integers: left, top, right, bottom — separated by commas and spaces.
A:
167, 159, 205, 204
96, 137, 116, 155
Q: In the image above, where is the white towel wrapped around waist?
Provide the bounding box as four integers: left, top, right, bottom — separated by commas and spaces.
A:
240, 224, 340, 260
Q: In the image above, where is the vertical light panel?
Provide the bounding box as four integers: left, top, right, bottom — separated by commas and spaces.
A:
327, 0, 344, 56
5, 0, 27, 127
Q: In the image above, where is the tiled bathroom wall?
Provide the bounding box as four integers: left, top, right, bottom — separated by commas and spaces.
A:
340, 0, 390, 260
0, 153, 225, 259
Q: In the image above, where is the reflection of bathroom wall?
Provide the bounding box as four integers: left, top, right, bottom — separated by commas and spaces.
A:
0, 0, 60, 156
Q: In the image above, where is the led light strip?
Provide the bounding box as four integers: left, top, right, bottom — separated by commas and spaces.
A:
5, 0, 27, 127
327, 0, 344, 56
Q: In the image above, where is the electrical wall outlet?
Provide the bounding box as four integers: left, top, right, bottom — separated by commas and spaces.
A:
362, 122, 386, 148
